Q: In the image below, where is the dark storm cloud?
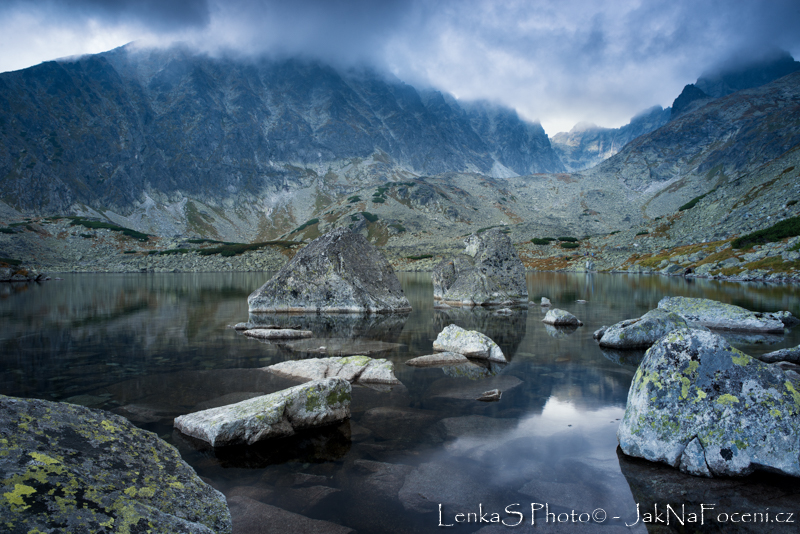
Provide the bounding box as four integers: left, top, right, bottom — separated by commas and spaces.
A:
1, 0, 799, 132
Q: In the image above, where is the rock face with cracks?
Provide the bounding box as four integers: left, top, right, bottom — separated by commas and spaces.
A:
266, 356, 399, 385
598, 308, 688, 349
0, 395, 231, 534
432, 324, 506, 363
431, 229, 527, 306
174, 377, 351, 447
248, 227, 411, 313
657, 296, 788, 333
617, 328, 800, 478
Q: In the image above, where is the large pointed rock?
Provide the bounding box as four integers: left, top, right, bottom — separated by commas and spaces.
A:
431, 229, 527, 306
248, 227, 411, 313
657, 296, 787, 333
618, 328, 800, 478
174, 378, 351, 447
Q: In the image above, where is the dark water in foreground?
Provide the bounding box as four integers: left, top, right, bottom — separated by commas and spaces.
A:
2, 272, 800, 533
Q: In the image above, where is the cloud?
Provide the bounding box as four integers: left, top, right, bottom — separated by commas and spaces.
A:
1, 0, 799, 134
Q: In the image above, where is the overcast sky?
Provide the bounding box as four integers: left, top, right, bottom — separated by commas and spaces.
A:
1, 0, 799, 134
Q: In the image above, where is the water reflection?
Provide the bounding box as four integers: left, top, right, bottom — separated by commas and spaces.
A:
1, 272, 799, 533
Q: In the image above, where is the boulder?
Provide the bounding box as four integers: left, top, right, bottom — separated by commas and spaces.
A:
542, 308, 583, 326
266, 356, 399, 385
618, 329, 800, 477
0, 395, 231, 534
540, 297, 552, 307
657, 296, 786, 333
597, 308, 688, 349
432, 324, 506, 362
243, 328, 313, 339
405, 352, 470, 367
477, 389, 502, 402
174, 378, 351, 447
431, 229, 527, 306
758, 344, 800, 364
248, 227, 411, 313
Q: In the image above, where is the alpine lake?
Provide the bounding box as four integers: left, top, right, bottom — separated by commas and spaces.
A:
2, 272, 800, 533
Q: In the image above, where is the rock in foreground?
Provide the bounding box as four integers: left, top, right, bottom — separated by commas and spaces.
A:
174, 378, 351, 447
542, 308, 583, 326
618, 329, 800, 478
432, 324, 506, 363
0, 395, 231, 534
266, 356, 399, 385
248, 227, 411, 313
657, 296, 787, 333
431, 229, 527, 306
598, 308, 688, 349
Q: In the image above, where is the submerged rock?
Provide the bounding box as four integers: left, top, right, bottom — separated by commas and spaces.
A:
598, 308, 688, 349
0, 395, 231, 534
174, 377, 351, 447
266, 356, 399, 385
542, 308, 583, 326
432, 324, 506, 362
228, 496, 354, 534
248, 227, 411, 313
618, 328, 800, 478
657, 296, 787, 333
431, 229, 528, 306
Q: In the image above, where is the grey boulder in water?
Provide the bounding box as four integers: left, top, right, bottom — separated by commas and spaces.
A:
598, 308, 688, 349
657, 296, 789, 333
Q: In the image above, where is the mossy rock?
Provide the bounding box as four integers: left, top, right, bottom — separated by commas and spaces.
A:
0, 395, 231, 534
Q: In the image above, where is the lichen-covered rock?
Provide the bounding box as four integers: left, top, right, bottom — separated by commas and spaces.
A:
266, 356, 399, 385
657, 296, 786, 333
759, 344, 800, 364
174, 378, 351, 447
542, 308, 583, 326
0, 395, 231, 534
598, 308, 688, 349
432, 324, 506, 363
618, 329, 800, 478
405, 352, 471, 367
431, 229, 527, 306
248, 227, 411, 313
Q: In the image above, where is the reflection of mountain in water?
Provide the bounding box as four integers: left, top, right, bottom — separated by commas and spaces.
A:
434, 307, 527, 361
248, 312, 408, 341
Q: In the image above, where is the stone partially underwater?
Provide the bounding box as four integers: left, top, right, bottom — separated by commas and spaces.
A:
0, 395, 231, 534
248, 227, 411, 313
174, 378, 351, 447
657, 296, 792, 333
432, 229, 528, 307
266, 356, 400, 385
618, 329, 800, 478
596, 308, 689, 349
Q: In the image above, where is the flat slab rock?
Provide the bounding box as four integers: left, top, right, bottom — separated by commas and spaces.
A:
432, 324, 506, 363
542, 308, 583, 326
174, 377, 351, 447
243, 328, 313, 339
266, 356, 399, 385
0, 395, 231, 534
248, 227, 411, 313
405, 352, 470, 367
657, 296, 788, 333
598, 308, 688, 349
618, 328, 800, 478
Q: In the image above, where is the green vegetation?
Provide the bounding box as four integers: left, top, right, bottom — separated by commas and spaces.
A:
361, 212, 379, 223
199, 241, 299, 257
68, 217, 151, 242
123, 250, 137, 254
0, 228, 14, 234
291, 218, 319, 234
347, 195, 362, 203
0, 257, 22, 266
187, 238, 223, 245
372, 186, 388, 203
407, 254, 433, 260
636, 230, 649, 236
477, 225, 510, 234
560, 242, 580, 249
79, 233, 95, 239
531, 237, 556, 245
558, 236, 578, 242
731, 216, 800, 249
787, 200, 798, 207
678, 188, 717, 211
609, 230, 621, 235
389, 222, 406, 233
157, 248, 191, 255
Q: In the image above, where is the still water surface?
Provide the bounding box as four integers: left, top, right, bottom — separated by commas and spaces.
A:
1, 272, 799, 533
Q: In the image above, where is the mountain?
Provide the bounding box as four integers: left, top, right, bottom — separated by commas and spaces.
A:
695, 50, 800, 98
550, 106, 671, 172
0, 44, 563, 221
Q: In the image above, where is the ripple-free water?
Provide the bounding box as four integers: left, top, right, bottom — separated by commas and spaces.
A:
2, 272, 799, 532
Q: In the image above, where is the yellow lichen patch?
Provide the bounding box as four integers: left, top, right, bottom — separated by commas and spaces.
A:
785, 381, 800, 413
716, 394, 740, 406
29, 452, 59, 465
101, 420, 117, 432
730, 348, 750, 366
4, 483, 36, 509
694, 389, 708, 403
